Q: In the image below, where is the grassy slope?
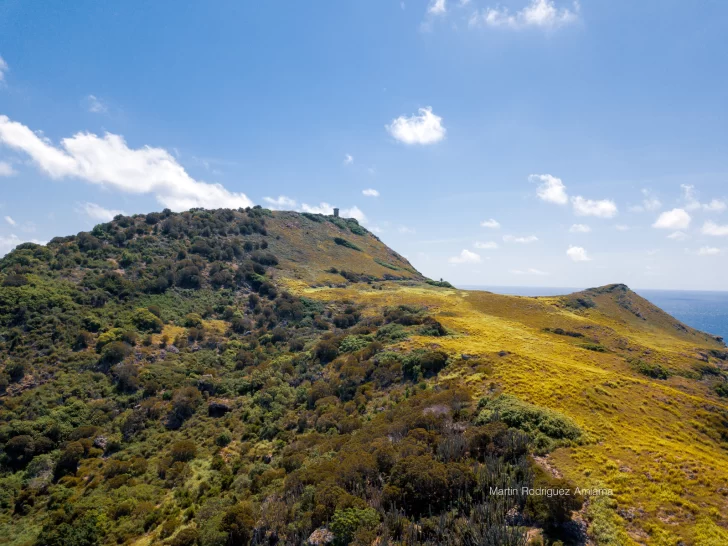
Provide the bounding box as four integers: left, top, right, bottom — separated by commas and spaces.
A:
294, 281, 728, 545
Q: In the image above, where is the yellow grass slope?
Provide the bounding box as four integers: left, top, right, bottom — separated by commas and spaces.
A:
296, 281, 728, 545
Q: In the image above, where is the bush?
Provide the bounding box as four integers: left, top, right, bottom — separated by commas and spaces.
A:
220, 502, 255, 545
131, 308, 164, 332
330, 507, 379, 545
100, 341, 133, 368
334, 237, 361, 251
171, 440, 198, 462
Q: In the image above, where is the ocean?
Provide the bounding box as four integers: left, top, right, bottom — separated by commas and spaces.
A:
460, 285, 728, 342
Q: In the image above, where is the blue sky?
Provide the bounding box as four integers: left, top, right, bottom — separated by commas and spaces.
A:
1, 0, 727, 290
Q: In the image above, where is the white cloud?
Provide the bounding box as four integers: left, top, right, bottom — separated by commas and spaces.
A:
511, 268, 548, 275
615, 224, 630, 231
362, 188, 380, 197
470, 0, 579, 30
0, 115, 254, 211
503, 235, 538, 244
480, 218, 500, 229
698, 246, 722, 256
474, 241, 498, 249
0, 55, 8, 83
300, 202, 367, 223
566, 245, 591, 262
386, 107, 446, 145
0, 234, 45, 257
77, 202, 125, 222
681, 184, 725, 212
629, 189, 662, 213
667, 231, 688, 241
449, 249, 482, 264
571, 196, 618, 218
398, 226, 416, 234
653, 208, 691, 230
569, 223, 590, 233
428, 0, 446, 15
263, 195, 298, 210
85, 95, 108, 114
4, 216, 16, 226
0, 160, 15, 176
702, 221, 728, 236
704, 199, 727, 213
532, 174, 568, 205
344, 154, 354, 165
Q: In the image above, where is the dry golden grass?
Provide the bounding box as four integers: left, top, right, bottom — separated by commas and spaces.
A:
297, 282, 728, 545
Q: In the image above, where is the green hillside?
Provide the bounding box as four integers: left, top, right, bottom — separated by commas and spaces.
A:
1, 208, 727, 546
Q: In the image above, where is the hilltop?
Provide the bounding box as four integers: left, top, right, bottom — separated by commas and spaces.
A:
1, 208, 727, 546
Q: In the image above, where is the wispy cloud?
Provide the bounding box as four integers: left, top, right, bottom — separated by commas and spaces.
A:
533, 174, 617, 217
428, 0, 447, 15
511, 268, 548, 275
263, 195, 298, 210
470, 0, 580, 30
344, 153, 354, 165
0, 161, 15, 177
474, 241, 498, 249
386, 107, 446, 145
480, 218, 501, 229
0, 55, 8, 83
667, 230, 688, 241
0, 115, 254, 211
4, 216, 16, 226
503, 234, 538, 244
569, 223, 590, 233
681, 184, 726, 212
362, 188, 380, 197
77, 202, 125, 222
85, 94, 108, 114
697, 246, 722, 256
628, 189, 662, 213
702, 221, 728, 236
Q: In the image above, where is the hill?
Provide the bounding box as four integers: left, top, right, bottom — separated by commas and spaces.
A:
1, 207, 727, 546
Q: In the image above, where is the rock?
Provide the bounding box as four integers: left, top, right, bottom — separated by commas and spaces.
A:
307, 528, 334, 545
93, 436, 108, 450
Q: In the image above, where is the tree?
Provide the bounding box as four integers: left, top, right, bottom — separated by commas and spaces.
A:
220, 502, 255, 545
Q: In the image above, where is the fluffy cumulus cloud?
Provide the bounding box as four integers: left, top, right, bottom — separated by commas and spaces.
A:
362, 188, 379, 197
474, 241, 498, 249
653, 208, 691, 230
449, 249, 481, 264
566, 245, 590, 262
533, 174, 617, 217
569, 223, 590, 233
571, 196, 617, 218
0, 115, 254, 211
0, 55, 8, 83
470, 0, 579, 30
386, 107, 446, 145
503, 235, 538, 244
698, 246, 722, 256
480, 218, 500, 229
533, 174, 568, 205
702, 221, 728, 236
428, 0, 446, 15
0, 160, 16, 176
77, 202, 125, 222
